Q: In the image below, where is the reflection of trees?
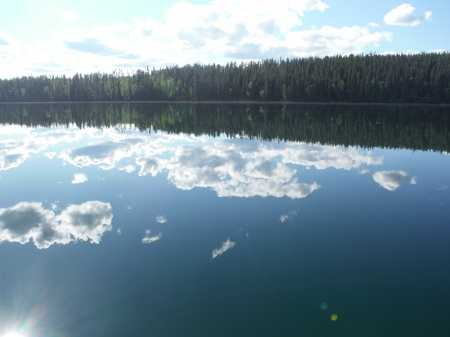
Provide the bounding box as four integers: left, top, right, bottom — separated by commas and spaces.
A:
0, 103, 449, 152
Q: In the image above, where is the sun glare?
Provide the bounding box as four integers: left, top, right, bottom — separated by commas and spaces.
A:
2, 332, 25, 337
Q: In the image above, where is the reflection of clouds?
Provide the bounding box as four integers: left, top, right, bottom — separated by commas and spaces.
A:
142, 229, 162, 244
137, 157, 163, 177
0, 152, 28, 170
59, 132, 201, 171
59, 141, 137, 170
134, 140, 382, 198
72, 173, 88, 184
0, 201, 113, 249
212, 239, 235, 258
135, 140, 381, 198
280, 143, 382, 170
438, 185, 448, 191
137, 143, 322, 198
373, 170, 417, 191
156, 215, 167, 224
0, 125, 96, 171
279, 210, 298, 223
2, 125, 383, 198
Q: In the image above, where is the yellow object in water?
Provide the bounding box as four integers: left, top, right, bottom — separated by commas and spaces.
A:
331, 314, 338, 321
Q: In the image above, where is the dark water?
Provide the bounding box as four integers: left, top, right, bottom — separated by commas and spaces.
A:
0, 103, 449, 337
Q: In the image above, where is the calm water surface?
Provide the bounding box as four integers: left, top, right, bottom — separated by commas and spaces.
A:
0, 103, 449, 337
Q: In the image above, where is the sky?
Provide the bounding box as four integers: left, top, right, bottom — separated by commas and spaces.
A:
0, 0, 448, 78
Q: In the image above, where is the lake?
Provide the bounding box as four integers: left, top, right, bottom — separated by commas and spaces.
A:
0, 102, 449, 337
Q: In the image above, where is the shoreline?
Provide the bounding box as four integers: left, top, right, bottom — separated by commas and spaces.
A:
1, 100, 449, 107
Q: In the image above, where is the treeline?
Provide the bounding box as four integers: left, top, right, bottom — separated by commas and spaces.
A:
0, 53, 449, 103
1, 103, 449, 152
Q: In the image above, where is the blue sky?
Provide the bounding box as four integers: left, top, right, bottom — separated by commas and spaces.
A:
0, 0, 448, 78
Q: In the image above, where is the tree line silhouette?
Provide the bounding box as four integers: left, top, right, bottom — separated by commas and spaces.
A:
0, 53, 449, 103
1, 103, 448, 152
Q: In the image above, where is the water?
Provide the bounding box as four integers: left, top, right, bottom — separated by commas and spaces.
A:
0, 103, 449, 337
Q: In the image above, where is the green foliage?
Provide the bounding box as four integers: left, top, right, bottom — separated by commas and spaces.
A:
0, 53, 450, 103
0, 103, 449, 152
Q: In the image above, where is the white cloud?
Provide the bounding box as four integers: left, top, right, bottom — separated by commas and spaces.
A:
372, 170, 417, 191
384, 4, 432, 26
0, 201, 112, 249
142, 229, 162, 244
59, 10, 79, 23
1, 0, 400, 77
156, 215, 167, 224
72, 173, 88, 184
118, 164, 136, 173
212, 238, 236, 258
44, 152, 57, 159
0, 30, 15, 46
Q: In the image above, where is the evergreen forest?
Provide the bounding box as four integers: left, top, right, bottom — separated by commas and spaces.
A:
1, 53, 449, 103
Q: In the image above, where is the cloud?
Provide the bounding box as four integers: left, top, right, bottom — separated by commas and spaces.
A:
212, 238, 236, 258
0, 201, 113, 249
59, 10, 79, 23
281, 26, 392, 58
44, 152, 57, 159
0, 31, 14, 45
72, 173, 88, 184
64, 37, 123, 56
156, 215, 167, 224
118, 165, 136, 173
142, 229, 162, 244
372, 170, 417, 191
1, 0, 402, 78
384, 4, 432, 26
160, 0, 388, 60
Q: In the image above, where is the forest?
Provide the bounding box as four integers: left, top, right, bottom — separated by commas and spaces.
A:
1, 103, 448, 152
0, 52, 449, 103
